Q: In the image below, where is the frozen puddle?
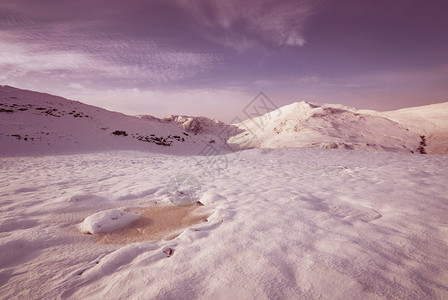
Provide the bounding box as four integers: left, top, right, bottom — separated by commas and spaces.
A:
83, 204, 209, 245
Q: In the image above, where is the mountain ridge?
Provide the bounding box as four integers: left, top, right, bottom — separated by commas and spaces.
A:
1, 85, 447, 156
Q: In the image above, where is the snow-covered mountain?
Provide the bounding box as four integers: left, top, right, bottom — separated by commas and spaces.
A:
140, 114, 229, 135
0, 85, 229, 156
228, 101, 448, 154
1, 85, 447, 156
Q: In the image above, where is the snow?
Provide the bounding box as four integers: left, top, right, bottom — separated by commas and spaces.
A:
228, 101, 445, 154
1, 149, 448, 299
1, 86, 448, 298
375, 102, 448, 155
2, 86, 448, 156
162, 115, 228, 135
0, 85, 229, 156
79, 210, 139, 234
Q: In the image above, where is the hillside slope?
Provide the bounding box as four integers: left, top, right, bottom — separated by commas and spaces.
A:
1, 85, 447, 156
375, 103, 448, 155
228, 101, 433, 153
0, 86, 228, 156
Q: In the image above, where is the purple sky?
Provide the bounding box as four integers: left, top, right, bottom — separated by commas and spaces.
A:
1, 0, 448, 121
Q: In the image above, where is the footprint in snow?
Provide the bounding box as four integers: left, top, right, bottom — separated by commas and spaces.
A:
329, 203, 382, 222
297, 196, 382, 223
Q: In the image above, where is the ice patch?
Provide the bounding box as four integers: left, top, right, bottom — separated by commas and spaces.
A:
95, 204, 209, 244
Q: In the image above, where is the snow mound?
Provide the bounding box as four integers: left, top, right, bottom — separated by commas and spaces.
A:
200, 192, 225, 205
79, 209, 139, 234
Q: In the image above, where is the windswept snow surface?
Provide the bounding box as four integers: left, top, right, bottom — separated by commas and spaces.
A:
1, 149, 448, 299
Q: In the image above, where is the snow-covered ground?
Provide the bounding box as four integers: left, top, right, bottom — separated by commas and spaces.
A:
1, 149, 447, 299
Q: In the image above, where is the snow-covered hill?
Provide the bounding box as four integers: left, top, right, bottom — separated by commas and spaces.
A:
375, 103, 448, 155
0, 85, 228, 156
1, 85, 447, 156
228, 101, 448, 154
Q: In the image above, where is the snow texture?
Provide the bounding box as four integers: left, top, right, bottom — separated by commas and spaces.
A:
228, 101, 448, 154
79, 210, 139, 234
1, 86, 448, 299
1, 149, 448, 299
0, 85, 230, 156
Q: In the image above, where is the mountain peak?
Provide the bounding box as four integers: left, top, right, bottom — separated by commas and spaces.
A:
283, 101, 319, 112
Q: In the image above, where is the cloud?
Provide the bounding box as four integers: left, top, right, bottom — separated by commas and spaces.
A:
0, 32, 219, 86
67, 82, 85, 90
297, 75, 321, 84
175, 0, 314, 50
357, 65, 448, 86
294, 65, 448, 110
0, 4, 220, 87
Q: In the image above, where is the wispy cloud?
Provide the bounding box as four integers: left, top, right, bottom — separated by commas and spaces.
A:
175, 0, 315, 51
1, 0, 446, 117
0, 7, 220, 87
